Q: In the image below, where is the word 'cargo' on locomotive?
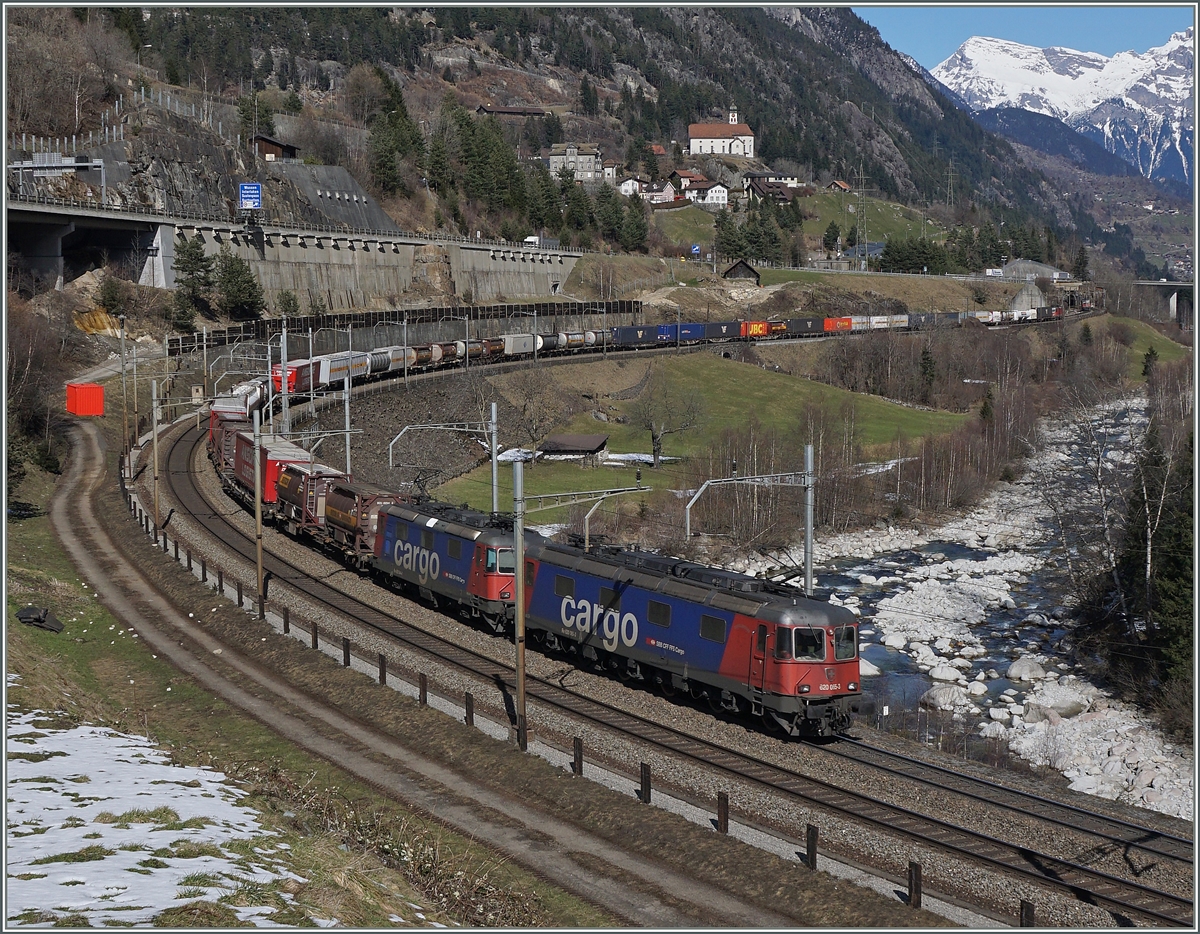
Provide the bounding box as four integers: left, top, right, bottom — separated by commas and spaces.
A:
373, 501, 525, 633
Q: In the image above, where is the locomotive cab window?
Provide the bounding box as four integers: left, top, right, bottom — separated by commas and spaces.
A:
699, 614, 726, 644
648, 600, 671, 628
554, 575, 575, 598
794, 627, 825, 661
834, 625, 857, 661
496, 548, 515, 574
756, 624, 767, 654
774, 627, 792, 659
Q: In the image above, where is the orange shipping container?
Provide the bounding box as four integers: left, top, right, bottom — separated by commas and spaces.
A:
823, 317, 853, 332
741, 320, 770, 338
66, 382, 104, 416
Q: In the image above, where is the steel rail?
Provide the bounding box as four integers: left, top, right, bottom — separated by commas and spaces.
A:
158, 422, 1193, 927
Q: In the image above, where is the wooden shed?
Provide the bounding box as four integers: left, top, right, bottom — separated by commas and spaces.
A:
722, 259, 761, 286
538, 433, 609, 467
253, 134, 299, 161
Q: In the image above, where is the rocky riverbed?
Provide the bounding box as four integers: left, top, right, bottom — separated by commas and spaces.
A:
736, 394, 1193, 821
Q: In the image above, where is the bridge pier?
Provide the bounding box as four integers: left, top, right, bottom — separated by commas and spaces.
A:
138, 223, 175, 290
25, 221, 75, 290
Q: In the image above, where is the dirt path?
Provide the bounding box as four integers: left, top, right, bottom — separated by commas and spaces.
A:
51, 420, 802, 928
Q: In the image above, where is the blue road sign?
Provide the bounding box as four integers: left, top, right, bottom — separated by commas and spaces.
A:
691, 243, 701, 255
239, 183, 262, 211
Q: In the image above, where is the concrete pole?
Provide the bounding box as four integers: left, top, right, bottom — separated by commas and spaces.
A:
513, 459, 527, 751
805, 444, 814, 597
403, 316, 408, 388
491, 402, 498, 515
119, 315, 128, 459
344, 369, 352, 477
132, 347, 139, 445
281, 325, 290, 435
253, 410, 264, 605
151, 380, 160, 531
201, 327, 208, 398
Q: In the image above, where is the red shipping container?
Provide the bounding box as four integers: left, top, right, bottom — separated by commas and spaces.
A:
66, 383, 104, 416
823, 317, 853, 332
741, 321, 770, 338
233, 432, 315, 503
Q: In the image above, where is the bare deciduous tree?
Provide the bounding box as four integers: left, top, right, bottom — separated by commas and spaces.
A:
344, 63, 384, 126
631, 364, 703, 468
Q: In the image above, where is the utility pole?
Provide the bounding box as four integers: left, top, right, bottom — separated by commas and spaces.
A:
804, 444, 814, 596
253, 409, 264, 607
513, 459, 528, 751
281, 325, 290, 435
119, 314, 128, 459
490, 402, 499, 515
151, 380, 160, 531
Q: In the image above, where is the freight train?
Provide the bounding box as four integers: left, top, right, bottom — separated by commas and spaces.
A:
201, 303, 1081, 733
204, 352, 884, 735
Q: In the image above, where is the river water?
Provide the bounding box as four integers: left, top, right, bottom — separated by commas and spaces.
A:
739, 392, 1193, 819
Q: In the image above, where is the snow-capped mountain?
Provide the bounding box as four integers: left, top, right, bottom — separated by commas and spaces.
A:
932, 29, 1193, 185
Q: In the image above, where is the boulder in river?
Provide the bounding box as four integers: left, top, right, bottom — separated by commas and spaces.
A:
1007, 657, 1046, 681
929, 664, 963, 682
920, 684, 967, 709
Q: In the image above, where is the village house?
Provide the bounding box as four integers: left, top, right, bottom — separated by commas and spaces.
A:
669, 169, 707, 189
746, 178, 795, 204
828, 180, 852, 192
546, 142, 602, 182
684, 180, 729, 208
742, 170, 799, 191
688, 107, 755, 158
617, 176, 650, 197
645, 179, 678, 204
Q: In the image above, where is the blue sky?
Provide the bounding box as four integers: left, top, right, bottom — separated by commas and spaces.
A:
852, 6, 1196, 70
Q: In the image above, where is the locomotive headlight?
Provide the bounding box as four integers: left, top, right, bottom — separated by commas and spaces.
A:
848, 682, 858, 692
798, 683, 811, 693
500, 590, 511, 599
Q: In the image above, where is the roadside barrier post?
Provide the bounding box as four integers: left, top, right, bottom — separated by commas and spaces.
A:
464, 692, 474, 726
908, 861, 922, 908
217, 567, 223, 593
419, 673, 427, 705
282, 606, 289, 634
573, 737, 583, 777
173, 539, 179, 560
342, 637, 350, 667
257, 596, 264, 620
311, 623, 318, 650
378, 653, 386, 685
717, 792, 729, 834
806, 825, 818, 870
236, 580, 243, 607
186, 549, 192, 571
640, 763, 651, 803
201, 558, 207, 582
1019, 901, 1035, 927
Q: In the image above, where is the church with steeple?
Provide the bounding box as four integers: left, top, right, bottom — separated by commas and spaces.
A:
688, 106, 755, 158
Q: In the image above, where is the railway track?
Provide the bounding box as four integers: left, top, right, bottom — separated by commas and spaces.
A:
158, 419, 1193, 927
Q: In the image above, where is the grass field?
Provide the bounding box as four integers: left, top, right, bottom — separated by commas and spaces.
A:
653, 204, 717, 250
436, 353, 966, 514
799, 190, 948, 246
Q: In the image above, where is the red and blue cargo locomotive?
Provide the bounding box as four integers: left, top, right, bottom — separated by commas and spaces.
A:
521, 540, 865, 736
